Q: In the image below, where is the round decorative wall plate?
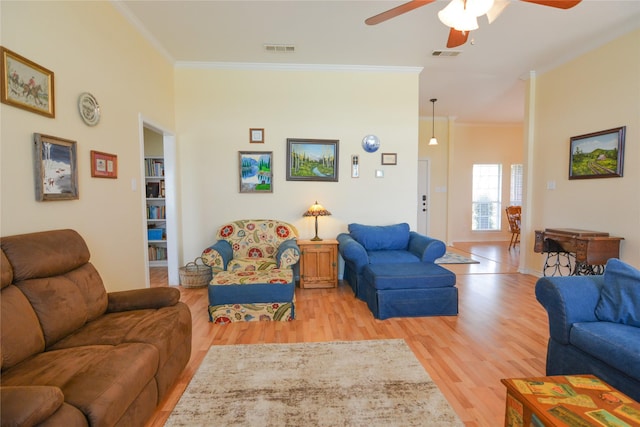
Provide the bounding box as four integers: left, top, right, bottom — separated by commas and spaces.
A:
78, 92, 100, 126
362, 135, 380, 153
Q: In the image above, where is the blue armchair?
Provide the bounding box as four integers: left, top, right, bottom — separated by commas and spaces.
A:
337, 223, 446, 300
535, 258, 640, 401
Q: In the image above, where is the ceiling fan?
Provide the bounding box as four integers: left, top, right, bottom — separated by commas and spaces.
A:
365, 0, 582, 48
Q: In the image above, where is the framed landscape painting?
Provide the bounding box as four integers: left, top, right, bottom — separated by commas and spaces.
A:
569, 126, 625, 180
239, 151, 272, 193
286, 138, 339, 182
34, 133, 78, 201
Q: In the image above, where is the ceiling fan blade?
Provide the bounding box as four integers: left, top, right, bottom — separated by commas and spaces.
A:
365, 0, 436, 26
446, 28, 469, 48
519, 0, 582, 9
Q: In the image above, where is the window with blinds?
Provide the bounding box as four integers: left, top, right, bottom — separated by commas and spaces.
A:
472, 164, 502, 231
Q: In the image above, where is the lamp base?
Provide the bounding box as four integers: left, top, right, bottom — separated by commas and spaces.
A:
311, 236, 323, 241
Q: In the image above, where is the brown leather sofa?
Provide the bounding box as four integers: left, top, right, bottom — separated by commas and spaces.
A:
0, 229, 192, 426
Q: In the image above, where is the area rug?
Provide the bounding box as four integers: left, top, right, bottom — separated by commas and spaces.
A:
435, 251, 480, 264
165, 339, 463, 426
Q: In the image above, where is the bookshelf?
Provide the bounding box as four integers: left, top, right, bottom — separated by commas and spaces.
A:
145, 156, 167, 267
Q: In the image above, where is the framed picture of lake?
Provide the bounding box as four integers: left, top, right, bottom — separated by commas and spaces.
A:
569, 126, 625, 180
34, 133, 78, 201
286, 138, 339, 182
239, 151, 272, 193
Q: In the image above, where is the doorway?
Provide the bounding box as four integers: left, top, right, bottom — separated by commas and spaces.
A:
140, 117, 179, 286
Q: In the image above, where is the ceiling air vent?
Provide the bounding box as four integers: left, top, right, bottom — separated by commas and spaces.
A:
431, 50, 462, 57
264, 44, 296, 53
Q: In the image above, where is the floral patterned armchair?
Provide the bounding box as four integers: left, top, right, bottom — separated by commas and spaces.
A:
201, 219, 300, 274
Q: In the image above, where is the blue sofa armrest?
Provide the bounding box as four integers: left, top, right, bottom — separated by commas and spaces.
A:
337, 233, 368, 272
277, 239, 300, 268
535, 275, 604, 344
408, 231, 446, 262
201, 240, 233, 272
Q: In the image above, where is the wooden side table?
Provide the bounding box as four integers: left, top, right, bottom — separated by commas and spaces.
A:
501, 375, 640, 427
297, 239, 338, 289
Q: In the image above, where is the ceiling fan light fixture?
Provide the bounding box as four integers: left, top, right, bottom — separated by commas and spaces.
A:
438, 0, 480, 31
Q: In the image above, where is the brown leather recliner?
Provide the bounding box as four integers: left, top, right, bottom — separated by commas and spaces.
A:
0, 229, 192, 426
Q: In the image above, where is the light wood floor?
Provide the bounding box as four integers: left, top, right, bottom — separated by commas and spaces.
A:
146, 242, 548, 427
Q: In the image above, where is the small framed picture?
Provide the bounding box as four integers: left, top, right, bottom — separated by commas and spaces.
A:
381, 153, 397, 165
250, 128, 264, 143
239, 151, 272, 193
90, 150, 117, 178
34, 133, 78, 201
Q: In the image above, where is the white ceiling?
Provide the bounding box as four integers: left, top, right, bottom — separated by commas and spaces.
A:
116, 0, 640, 123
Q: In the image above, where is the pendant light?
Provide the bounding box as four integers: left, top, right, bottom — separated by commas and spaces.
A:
429, 98, 438, 146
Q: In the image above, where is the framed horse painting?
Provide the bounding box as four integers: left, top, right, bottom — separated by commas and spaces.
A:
1, 46, 55, 118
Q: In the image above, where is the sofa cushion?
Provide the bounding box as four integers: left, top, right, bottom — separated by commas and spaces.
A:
0, 229, 90, 281
0, 285, 46, 370
348, 223, 410, 251
595, 259, 640, 327
367, 250, 420, 265
13, 263, 108, 348
0, 386, 64, 426
570, 322, 640, 382
1, 250, 12, 289
1, 343, 159, 427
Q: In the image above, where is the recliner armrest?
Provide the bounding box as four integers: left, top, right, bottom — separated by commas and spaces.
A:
106, 287, 180, 313
201, 240, 233, 272
337, 233, 368, 272
277, 239, 300, 268
408, 232, 446, 262
1, 386, 64, 427
535, 275, 604, 344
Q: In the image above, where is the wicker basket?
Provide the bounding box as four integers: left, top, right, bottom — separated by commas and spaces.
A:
179, 257, 212, 288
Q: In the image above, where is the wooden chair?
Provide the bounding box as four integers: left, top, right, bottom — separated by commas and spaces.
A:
505, 206, 521, 249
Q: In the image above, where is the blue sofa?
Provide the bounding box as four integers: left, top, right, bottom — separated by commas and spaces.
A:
337, 223, 446, 300
535, 258, 640, 401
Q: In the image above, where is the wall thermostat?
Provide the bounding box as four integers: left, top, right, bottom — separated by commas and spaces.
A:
351, 155, 359, 178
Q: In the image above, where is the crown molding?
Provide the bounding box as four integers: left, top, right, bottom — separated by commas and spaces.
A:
175, 61, 423, 74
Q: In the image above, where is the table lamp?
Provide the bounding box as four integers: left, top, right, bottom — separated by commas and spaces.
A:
303, 201, 331, 241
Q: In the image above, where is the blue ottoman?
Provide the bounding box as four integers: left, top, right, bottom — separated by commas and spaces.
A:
362, 263, 457, 320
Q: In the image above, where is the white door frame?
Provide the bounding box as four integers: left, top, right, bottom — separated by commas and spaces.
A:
417, 158, 431, 236
138, 115, 180, 286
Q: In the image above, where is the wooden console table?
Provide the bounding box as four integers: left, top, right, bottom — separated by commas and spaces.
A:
534, 228, 623, 276
502, 375, 640, 427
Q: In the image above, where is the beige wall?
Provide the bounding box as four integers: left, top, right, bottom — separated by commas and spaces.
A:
524, 29, 640, 273
174, 66, 420, 261
0, 1, 175, 291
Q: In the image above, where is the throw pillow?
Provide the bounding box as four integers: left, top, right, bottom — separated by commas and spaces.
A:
595, 258, 640, 327
348, 223, 410, 251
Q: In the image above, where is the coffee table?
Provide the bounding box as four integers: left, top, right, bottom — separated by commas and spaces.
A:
501, 375, 640, 426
